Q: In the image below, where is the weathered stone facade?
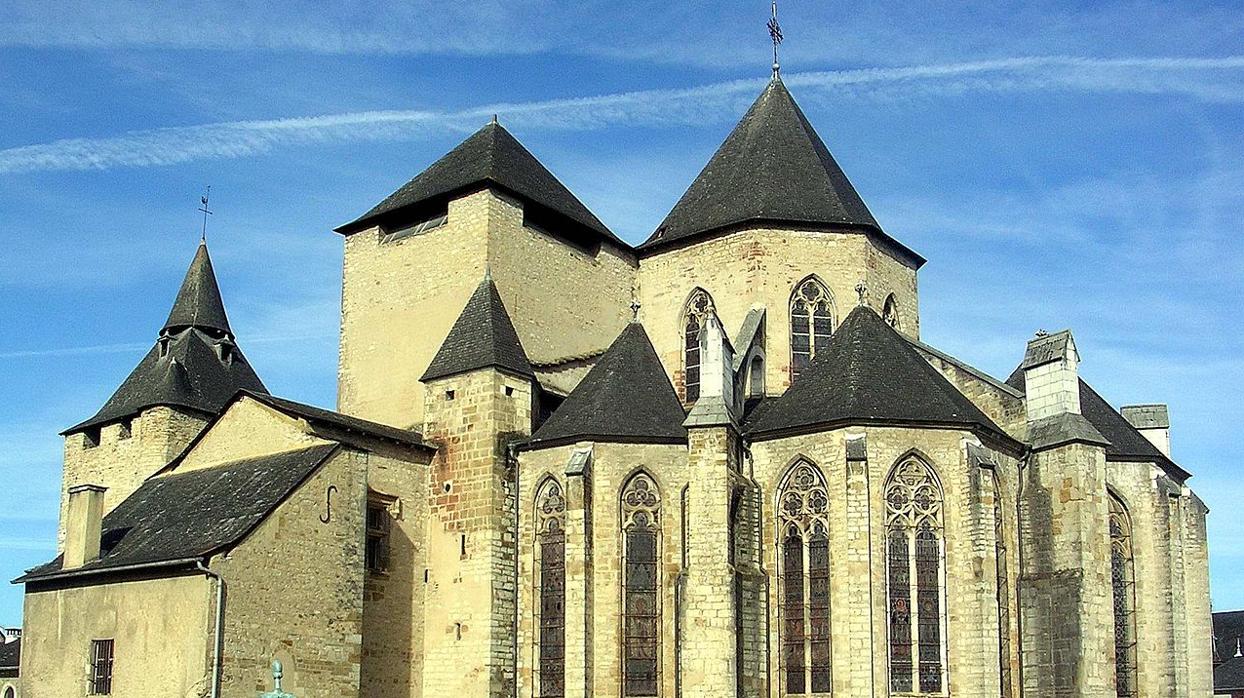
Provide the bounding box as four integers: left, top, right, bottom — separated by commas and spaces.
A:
17, 74, 1214, 698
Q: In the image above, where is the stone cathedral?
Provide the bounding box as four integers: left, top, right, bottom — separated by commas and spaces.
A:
13, 76, 1212, 698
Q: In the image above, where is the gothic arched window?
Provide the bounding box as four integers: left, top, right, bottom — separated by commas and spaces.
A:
993, 472, 1013, 698
622, 472, 662, 696
885, 457, 946, 694
1110, 493, 1138, 698
883, 294, 900, 330
790, 277, 834, 381
778, 459, 832, 694
536, 479, 567, 698
683, 289, 715, 403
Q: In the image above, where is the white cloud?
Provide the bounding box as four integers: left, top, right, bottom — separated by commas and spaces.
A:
1, 56, 1242, 176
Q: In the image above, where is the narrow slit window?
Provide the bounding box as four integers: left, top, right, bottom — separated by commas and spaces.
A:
622, 472, 662, 697
1110, 493, 1138, 698
536, 479, 567, 698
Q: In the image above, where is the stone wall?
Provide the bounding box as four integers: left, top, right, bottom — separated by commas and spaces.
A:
338, 188, 635, 430
421, 368, 533, 698
21, 574, 213, 697
635, 227, 919, 400
212, 448, 368, 698
58, 406, 206, 549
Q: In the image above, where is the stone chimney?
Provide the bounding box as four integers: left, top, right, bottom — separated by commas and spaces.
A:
1121, 404, 1171, 457
63, 483, 106, 568
1022, 330, 1080, 420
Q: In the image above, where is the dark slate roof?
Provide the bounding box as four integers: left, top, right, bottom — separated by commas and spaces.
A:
163, 242, 232, 336
748, 305, 1011, 442
1216, 656, 1244, 692
64, 328, 267, 434
1005, 368, 1189, 480
421, 277, 535, 382
1216, 610, 1244, 664
527, 323, 688, 448
17, 445, 338, 583
640, 78, 917, 264
335, 122, 623, 246
65, 243, 267, 434
0, 638, 18, 673
240, 391, 433, 450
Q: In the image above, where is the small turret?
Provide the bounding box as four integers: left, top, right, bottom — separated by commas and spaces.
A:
57, 241, 267, 549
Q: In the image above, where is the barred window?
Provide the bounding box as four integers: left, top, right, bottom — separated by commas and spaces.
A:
89, 638, 114, 695
683, 289, 715, 403
1110, 493, 1138, 698
622, 472, 662, 696
790, 277, 834, 381
885, 458, 945, 694
536, 479, 567, 698
778, 460, 832, 694
993, 472, 1013, 698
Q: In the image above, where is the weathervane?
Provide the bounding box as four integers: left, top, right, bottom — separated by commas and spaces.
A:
768, 1, 784, 79
198, 185, 213, 243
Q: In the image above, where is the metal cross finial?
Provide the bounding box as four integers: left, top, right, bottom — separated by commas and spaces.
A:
197, 185, 213, 243
767, 1, 784, 79
629, 298, 641, 322
855, 280, 868, 307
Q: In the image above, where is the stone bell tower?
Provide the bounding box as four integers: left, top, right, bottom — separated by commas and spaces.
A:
56, 241, 266, 549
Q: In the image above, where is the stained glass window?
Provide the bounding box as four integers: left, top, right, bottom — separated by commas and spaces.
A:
778, 460, 831, 694
683, 289, 714, 403
1110, 493, 1138, 698
622, 473, 662, 696
536, 480, 567, 698
885, 458, 945, 694
993, 472, 1013, 698
790, 278, 834, 381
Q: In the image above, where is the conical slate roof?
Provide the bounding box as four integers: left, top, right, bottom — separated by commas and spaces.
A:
336, 122, 622, 246
641, 78, 891, 252
528, 322, 688, 448
421, 277, 534, 382
65, 244, 266, 434
162, 242, 231, 336
748, 305, 1007, 440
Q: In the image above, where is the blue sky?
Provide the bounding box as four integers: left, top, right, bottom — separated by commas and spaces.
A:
0, 1, 1241, 627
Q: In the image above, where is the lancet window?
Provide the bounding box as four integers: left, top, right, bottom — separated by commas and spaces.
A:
536, 479, 567, 698
622, 472, 662, 696
778, 459, 832, 694
993, 472, 1013, 698
790, 278, 834, 381
1110, 493, 1138, 698
683, 289, 715, 403
885, 457, 946, 695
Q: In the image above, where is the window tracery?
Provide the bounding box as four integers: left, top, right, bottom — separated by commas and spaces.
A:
683, 289, 715, 402
885, 458, 945, 694
536, 479, 567, 698
622, 473, 662, 696
778, 460, 832, 694
1110, 493, 1138, 698
790, 278, 834, 381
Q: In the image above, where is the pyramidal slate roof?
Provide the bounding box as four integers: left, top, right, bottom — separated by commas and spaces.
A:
163, 242, 231, 336
748, 305, 1010, 441
421, 277, 535, 382
17, 444, 338, 583
527, 322, 687, 448
1005, 368, 1189, 480
335, 122, 622, 245
640, 78, 915, 262
64, 243, 267, 434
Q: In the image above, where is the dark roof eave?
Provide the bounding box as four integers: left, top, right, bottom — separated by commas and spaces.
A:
747, 417, 1024, 454
1106, 453, 1192, 483
61, 402, 217, 436
637, 218, 925, 268
15, 556, 203, 586
519, 433, 688, 452
421, 361, 536, 384
334, 181, 628, 250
